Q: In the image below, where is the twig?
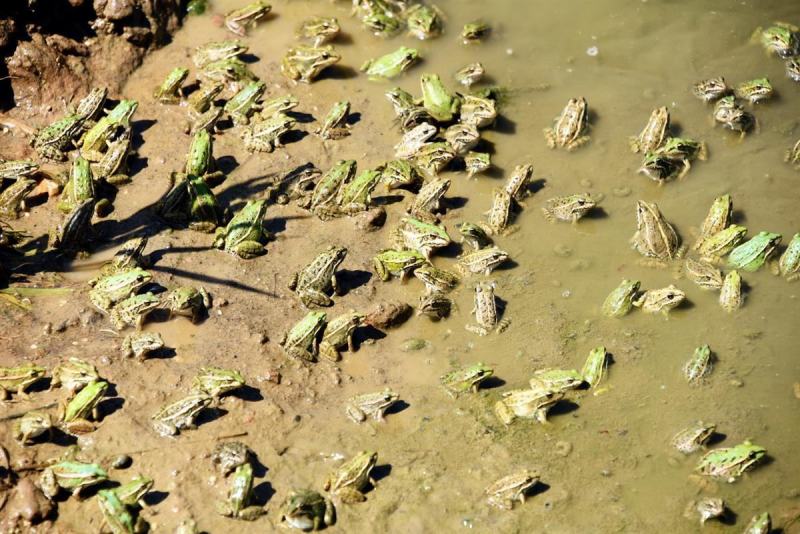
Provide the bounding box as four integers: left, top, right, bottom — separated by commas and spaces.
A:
0, 403, 58, 422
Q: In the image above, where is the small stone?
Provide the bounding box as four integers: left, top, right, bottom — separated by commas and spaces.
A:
99, 355, 111, 366
579, 179, 593, 188
554, 441, 572, 457
54, 320, 69, 333
261, 368, 281, 384
355, 206, 386, 232
112, 454, 132, 469
364, 300, 412, 329
217, 298, 229, 307
728, 379, 743, 388
600, 469, 612, 477
42, 323, 52, 335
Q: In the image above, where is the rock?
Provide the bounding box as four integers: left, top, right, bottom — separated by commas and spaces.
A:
364, 300, 412, 329
2, 478, 54, 529
0, 18, 17, 50
355, 206, 386, 232
111, 454, 132, 469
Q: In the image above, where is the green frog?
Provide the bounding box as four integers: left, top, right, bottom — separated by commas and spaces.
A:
698, 225, 747, 260
444, 123, 480, 155
40, 459, 108, 499
786, 58, 800, 83
59, 379, 109, 433
280, 311, 327, 361
734, 77, 774, 104
778, 233, 800, 281
638, 152, 684, 183
692, 77, 730, 102
189, 106, 224, 136
334, 169, 381, 215
696, 498, 726, 524
297, 16, 340, 46
602, 279, 641, 318
201, 58, 257, 89
52, 198, 95, 252
92, 126, 133, 184
440, 362, 493, 397
414, 142, 455, 175
696, 441, 766, 482
684, 258, 723, 291
315, 100, 351, 140
217, 463, 266, 521
542, 194, 596, 223
485, 471, 539, 511
192, 367, 245, 398
81, 100, 138, 162
184, 129, 219, 179
719, 270, 743, 312
630, 200, 682, 262
213, 200, 269, 258
211, 441, 253, 476
457, 221, 493, 250
345, 388, 399, 423
97, 488, 147, 533
188, 82, 224, 114
51, 357, 99, 396
728, 231, 781, 272
394, 122, 438, 159
113, 474, 154, 507
58, 156, 95, 214
544, 97, 589, 151
32, 113, 85, 161
629, 107, 669, 153
289, 245, 347, 308
406, 4, 443, 40
684, 344, 713, 384
786, 138, 800, 169
225, 81, 266, 126
0, 178, 36, 218
530, 369, 584, 393
281, 45, 341, 83
455, 62, 485, 88
581, 346, 608, 388
192, 40, 248, 68
744, 513, 771, 534
361, 13, 402, 38
280, 489, 335, 531
494, 388, 563, 425
413, 265, 460, 294
464, 151, 491, 178
225, 0, 271, 36
0, 159, 39, 180
460, 94, 497, 128
456, 247, 509, 275
109, 292, 160, 330
361, 47, 419, 80
153, 67, 189, 104
319, 310, 365, 361
693, 194, 733, 250
713, 96, 754, 133
72, 87, 108, 123
419, 73, 460, 121
758, 22, 799, 58
100, 236, 149, 277
633, 285, 686, 316
241, 112, 296, 152
260, 94, 300, 119
373, 249, 426, 281
187, 175, 222, 232
89, 267, 152, 312
323, 451, 378, 504
380, 159, 423, 191
302, 159, 356, 215
165, 286, 211, 322
394, 216, 451, 259
461, 21, 490, 43
418, 291, 452, 319
12, 411, 53, 445
671, 422, 715, 454
466, 281, 499, 336
121, 331, 165, 360
151, 393, 213, 437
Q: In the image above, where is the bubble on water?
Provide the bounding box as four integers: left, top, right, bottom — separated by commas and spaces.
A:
587, 46, 599, 56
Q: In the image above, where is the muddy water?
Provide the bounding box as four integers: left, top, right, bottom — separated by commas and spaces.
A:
3, 0, 800, 532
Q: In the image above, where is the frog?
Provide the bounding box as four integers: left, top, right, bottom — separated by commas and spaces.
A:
13, 411, 53, 446
225, 0, 271, 36
786, 57, 800, 82
281, 45, 341, 83
405, 175, 450, 219
464, 151, 491, 178
485, 471, 539, 510
280, 311, 327, 361
601, 279, 641, 318
121, 331, 165, 360
57, 155, 96, 214
692, 77, 730, 102
72, 87, 108, 124
480, 187, 514, 235
280, 489, 335, 531
361, 12, 403, 37
683, 258, 723, 290
529, 369, 584, 393
217, 463, 266, 520
213, 199, 269, 258
385, 86, 418, 118
361, 47, 420, 80
414, 142, 456, 175
394, 216, 451, 260
188, 82, 225, 114
413, 265, 460, 294
394, 122, 438, 159
734, 77, 774, 104
191, 367, 245, 398
504, 163, 534, 204
405, 4, 443, 40
319, 311, 365, 362
51, 198, 96, 252
0, 178, 36, 218
629, 107, 670, 153
97, 489, 147, 533
757, 22, 799, 58
455, 62, 485, 88
224, 80, 266, 126
713, 96, 754, 134
315, 100, 351, 140
184, 129, 221, 180
719, 270, 743, 312
192, 40, 248, 68
301, 159, 356, 215
418, 291, 452, 319
51, 357, 99, 396
297, 16, 340, 46
696, 440, 766, 482
92, 126, 133, 184
39, 459, 108, 499
165, 286, 211, 322
343, 385, 400, 423
698, 225, 747, 260
542, 194, 596, 223
241, 112, 296, 152
466, 281, 500, 335
289, 245, 348, 308
462, 21, 491, 43
728, 231, 781, 272
419, 73, 460, 121
81, 100, 138, 161
0, 159, 39, 180
778, 233, 800, 281
696, 498, 726, 524
657, 135, 708, 164
744, 513, 772, 534
211, 441, 253, 477
200, 58, 257, 89
456, 223, 493, 251
693, 194, 733, 250
186, 176, 222, 233
373, 249, 427, 281
88, 267, 152, 313
460, 94, 497, 128
671, 422, 716, 454
494, 388, 564, 425
32, 113, 85, 161
188, 105, 224, 136
444, 123, 480, 155
630, 200, 683, 262
638, 151, 685, 183
323, 450, 378, 504
59, 379, 109, 433
440, 362, 493, 397
151, 393, 213, 437
456, 247, 509, 275
544, 97, 589, 151
684, 344, 713, 385
153, 67, 189, 104
98, 237, 150, 278
260, 94, 300, 119
632, 285, 686, 316
380, 159, 423, 190
787, 138, 800, 169
581, 346, 608, 388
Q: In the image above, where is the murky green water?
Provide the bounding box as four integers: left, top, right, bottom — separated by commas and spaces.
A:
4, 0, 800, 532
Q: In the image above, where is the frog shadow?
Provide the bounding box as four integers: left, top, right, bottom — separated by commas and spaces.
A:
493, 115, 516, 135
730, 209, 747, 225
98, 396, 125, 420
529, 481, 551, 501
548, 400, 580, 418
195, 406, 228, 427
249, 453, 270, 478
49, 427, 78, 447
384, 400, 409, 417
265, 215, 311, 237
371, 464, 392, 485
287, 111, 316, 124
238, 53, 260, 64
216, 155, 240, 176
353, 324, 387, 350
494, 258, 520, 272
252, 481, 276, 507
337, 269, 373, 296
480, 376, 506, 390
345, 112, 361, 126
441, 195, 469, 211
282, 129, 310, 146
143, 490, 169, 506
228, 384, 264, 403
131, 119, 157, 150
718, 508, 739, 526
315, 65, 359, 81
583, 206, 609, 220
474, 137, 496, 154
706, 431, 727, 447
434, 241, 464, 259
373, 194, 405, 206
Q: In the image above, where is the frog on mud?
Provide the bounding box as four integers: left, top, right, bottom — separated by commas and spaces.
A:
0, 364, 47, 400
216, 463, 266, 521
151, 393, 213, 437
314, 100, 351, 140
288, 245, 347, 308
280, 311, 327, 362
281, 45, 341, 83
280, 489, 335, 531
165, 286, 211, 322
319, 310, 365, 361
345, 388, 399, 423
58, 379, 109, 433
213, 200, 269, 258
323, 451, 378, 504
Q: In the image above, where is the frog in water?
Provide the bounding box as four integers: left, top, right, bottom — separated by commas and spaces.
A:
323, 451, 378, 504
633, 285, 686, 316
224, 1, 271, 36
419, 73, 460, 122
440, 363, 494, 397
345, 389, 399, 423
485, 471, 539, 510
696, 441, 766, 482
544, 97, 589, 151
282, 45, 341, 83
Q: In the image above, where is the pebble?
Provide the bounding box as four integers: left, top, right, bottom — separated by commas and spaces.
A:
42, 323, 52, 335
112, 454, 132, 469
100, 355, 111, 365
728, 378, 744, 388
554, 440, 572, 457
